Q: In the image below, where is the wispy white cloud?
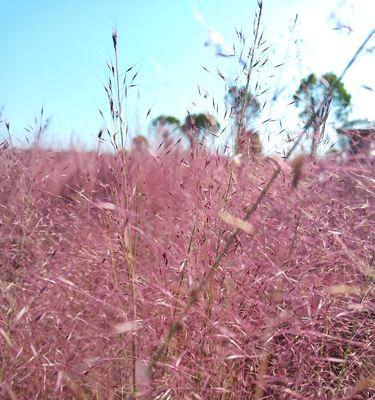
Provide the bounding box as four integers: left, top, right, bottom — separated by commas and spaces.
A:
192, 6, 246, 65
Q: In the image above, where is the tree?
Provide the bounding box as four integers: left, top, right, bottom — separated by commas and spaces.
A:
152, 113, 219, 150
132, 135, 149, 153
152, 115, 181, 147
227, 85, 261, 128
181, 113, 219, 149
152, 115, 181, 128
293, 72, 351, 156
226, 85, 262, 156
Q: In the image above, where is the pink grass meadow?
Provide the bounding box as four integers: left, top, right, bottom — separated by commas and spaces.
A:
0, 145, 374, 399
1, 5, 374, 398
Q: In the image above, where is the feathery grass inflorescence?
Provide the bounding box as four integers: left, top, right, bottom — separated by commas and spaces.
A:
0, 6, 374, 400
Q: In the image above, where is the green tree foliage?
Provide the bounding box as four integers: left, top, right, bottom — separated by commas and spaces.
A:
226, 85, 261, 127
182, 113, 219, 132
293, 72, 351, 124
182, 113, 219, 149
152, 113, 219, 149
293, 72, 352, 157
152, 115, 181, 128
152, 115, 181, 147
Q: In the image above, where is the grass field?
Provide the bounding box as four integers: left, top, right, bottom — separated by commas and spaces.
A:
0, 145, 374, 399
1, 2, 374, 398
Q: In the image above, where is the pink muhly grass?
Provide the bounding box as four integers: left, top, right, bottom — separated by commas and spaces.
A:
1, 11, 374, 400
0, 145, 374, 399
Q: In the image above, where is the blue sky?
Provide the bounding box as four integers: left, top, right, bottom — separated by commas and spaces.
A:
1, 0, 374, 151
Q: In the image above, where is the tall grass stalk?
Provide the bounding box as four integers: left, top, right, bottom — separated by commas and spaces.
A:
105, 30, 141, 397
